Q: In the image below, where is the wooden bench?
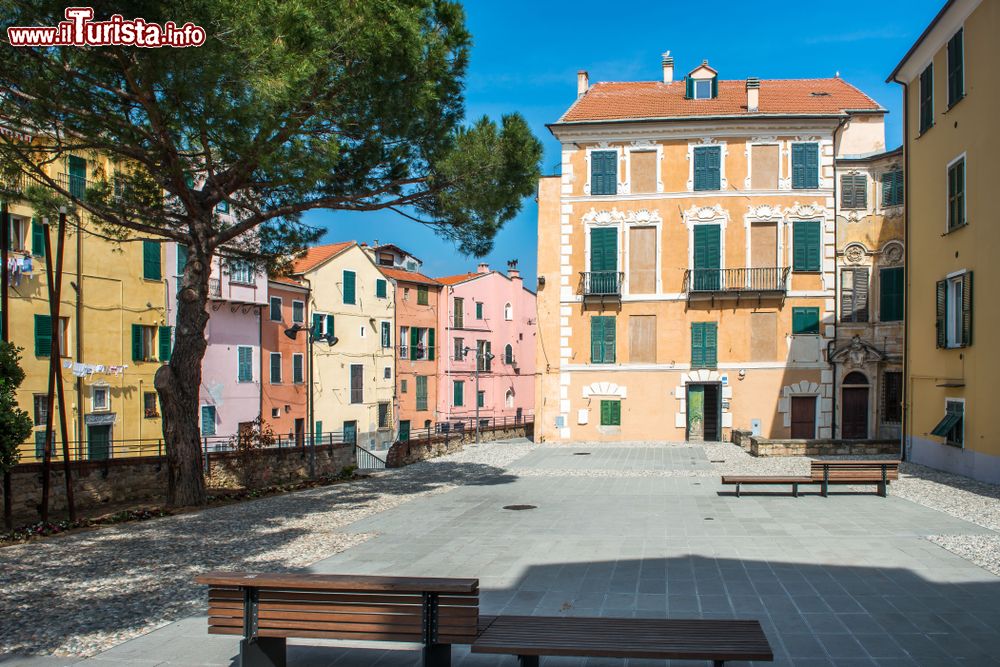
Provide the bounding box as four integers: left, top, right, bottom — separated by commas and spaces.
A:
471, 615, 773, 666
810, 460, 899, 497
196, 571, 479, 667
720, 475, 813, 497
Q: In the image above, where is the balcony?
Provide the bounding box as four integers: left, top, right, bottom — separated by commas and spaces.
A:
684, 267, 789, 300
57, 172, 90, 199
0, 172, 27, 195
580, 271, 624, 302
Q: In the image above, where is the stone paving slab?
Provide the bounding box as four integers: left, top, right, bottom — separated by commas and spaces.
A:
13, 441, 1000, 667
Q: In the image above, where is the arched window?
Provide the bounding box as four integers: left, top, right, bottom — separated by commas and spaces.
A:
843, 371, 868, 385
504, 344, 514, 365
504, 303, 513, 320
505, 389, 514, 408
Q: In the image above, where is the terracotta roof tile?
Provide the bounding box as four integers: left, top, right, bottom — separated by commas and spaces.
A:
559, 78, 883, 123
290, 242, 354, 274
380, 267, 441, 287
436, 272, 482, 286
269, 276, 306, 288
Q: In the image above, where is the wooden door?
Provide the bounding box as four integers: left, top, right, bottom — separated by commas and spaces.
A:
790, 396, 816, 439
87, 425, 111, 460
398, 420, 410, 442
687, 385, 705, 441
842, 387, 869, 439
294, 418, 305, 448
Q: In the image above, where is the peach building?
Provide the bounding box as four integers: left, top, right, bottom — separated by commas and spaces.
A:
261, 278, 309, 445
535, 54, 887, 443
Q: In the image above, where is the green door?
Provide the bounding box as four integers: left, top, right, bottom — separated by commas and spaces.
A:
589, 228, 618, 294
87, 424, 111, 460
399, 420, 411, 442
693, 225, 721, 290
68, 156, 87, 199
343, 420, 357, 445
687, 385, 705, 441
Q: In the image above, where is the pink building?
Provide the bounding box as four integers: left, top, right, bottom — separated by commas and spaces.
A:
436, 262, 536, 426
165, 242, 268, 440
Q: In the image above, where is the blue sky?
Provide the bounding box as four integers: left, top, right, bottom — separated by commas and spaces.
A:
303, 0, 943, 284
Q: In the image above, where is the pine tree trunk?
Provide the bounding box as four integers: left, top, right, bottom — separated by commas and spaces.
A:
154, 241, 211, 507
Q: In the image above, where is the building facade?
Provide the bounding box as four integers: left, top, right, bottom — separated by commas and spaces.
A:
831, 147, 905, 441
365, 243, 441, 440
166, 240, 267, 441
3, 149, 168, 461
437, 263, 536, 427
890, 0, 999, 482
261, 278, 309, 445
291, 242, 396, 449
535, 55, 886, 443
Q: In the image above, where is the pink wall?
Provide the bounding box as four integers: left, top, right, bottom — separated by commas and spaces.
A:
436, 267, 536, 424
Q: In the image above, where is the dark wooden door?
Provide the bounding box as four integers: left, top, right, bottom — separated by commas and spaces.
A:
842, 387, 869, 439
703, 384, 721, 442
790, 396, 816, 439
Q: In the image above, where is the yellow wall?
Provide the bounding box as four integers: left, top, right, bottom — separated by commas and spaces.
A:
902, 0, 1000, 481
5, 153, 167, 461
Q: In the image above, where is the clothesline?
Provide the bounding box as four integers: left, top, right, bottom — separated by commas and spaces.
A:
61, 360, 130, 377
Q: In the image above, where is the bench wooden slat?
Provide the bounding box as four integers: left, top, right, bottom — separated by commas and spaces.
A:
721, 476, 812, 484
196, 571, 478, 594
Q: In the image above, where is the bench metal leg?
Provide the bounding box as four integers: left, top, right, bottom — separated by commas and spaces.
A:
735, 483, 740, 498
422, 643, 451, 667
239, 637, 286, 667
518, 656, 540, 667
792, 483, 798, 498
713, 661, 725, 667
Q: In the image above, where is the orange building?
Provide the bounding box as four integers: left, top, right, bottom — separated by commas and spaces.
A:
261, 278, 309, 445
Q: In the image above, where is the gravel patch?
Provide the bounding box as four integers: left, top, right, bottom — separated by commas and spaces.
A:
0, 438, 536, 658
928, 534, 1000, 577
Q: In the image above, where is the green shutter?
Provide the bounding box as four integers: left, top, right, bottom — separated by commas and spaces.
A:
710, 75, 718, 98
343, 270, 356, 304
589, 227, 617, 293
476, 302, 483, 319
427, 328, 435, 361
591, 150, 617, 195
453, 380, 463, 407
416, 375, 428, 411
948, 29, 963, 106
376, 279, 387, 298
176, 244, 188, 275
693, 224, 721, 290
142, 240, 161, 280
600, 400, 610, 425
34, 314, 52, 357
68, 156, 87, 199
693, 146, 721, 191
880, 268, 904, 322
792, 307, 820, 334
935, 279, 947, 348
201, 406, 216, 437
793, 221, 821, 272
237, 347, 252, 382
692, 322, 718, 368
603, 317, 615, 363
410, 326, 419, 360
591, 316, 616, 364
962, 271, 973, 346
418, 285, 428, 305
326, 314, 335, 339
792, 144, 818, 189
131, 323, 143, 361
31, 218, 44, 257
312, 313, 323, 337
158, 326, 172, 361
919, 65, 934, 133
894, 170, 904, 206
684, 76, 693, 99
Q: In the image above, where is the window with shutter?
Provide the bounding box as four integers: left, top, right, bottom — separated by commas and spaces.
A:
416, 376, 428, 411
792, 307, 820, 335
131, 323, 143, 361
34, 314, 52, 357
410, 326, 419, 360
589, 227, 618, 294
692, 224, 721, 290
791, 143, 819, 189
176, 244, 189, 275
68, 155, 87, 199
935, 279, 947, 348
840, 268, 869, 323
881, 170, 904, 207
693, 146, 721, 191
142, 240, 161, 280
792, 220, 822, 272
376, 279, 387, 298
475, 302, 484, 319
312, 313, 323, 337
590, 316, 616, 364
326, 314, 334, 339
158, 326, 172, 361
690, 322, 717, 369
350, 364, 364, 403
600, 400, 621, 426
840, 174, 867, 209
590, 150, 617, 195
942, 273, 971, 348
343, 270, 356, 304
31, 218, 44, 257
947, 157, 965, 230
879, 267, 903, 322
417, 285, 428, 305
269, 296, 282, 322
428, 328, 436, 361
454, 297, 464, 328
919, 64, 934, 133
947, 29, 964, 108
270, 352, 282, 383
453, 380, 464, 407
291, 301, 303, 324
237, 346, 252, 382
292, 354, 304, 384
961, 271, 973, 347
201, 405, 216, 437
381, 321, 390, 348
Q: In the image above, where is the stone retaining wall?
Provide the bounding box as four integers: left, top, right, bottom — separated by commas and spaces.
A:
386, 423, 533, 468
747, 437, 900, 458
2, 443, 354, 520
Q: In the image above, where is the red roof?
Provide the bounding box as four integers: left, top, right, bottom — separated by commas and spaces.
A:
436, 272, 482, 286
559, 78, 883, 123
380, 267, 441, 287
291, 242, 354, 274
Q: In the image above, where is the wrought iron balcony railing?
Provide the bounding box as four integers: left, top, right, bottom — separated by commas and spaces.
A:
580, 271, 624, 297
0, 172, 27, 195
684, 267, 790, 294
57, 172, 91, 199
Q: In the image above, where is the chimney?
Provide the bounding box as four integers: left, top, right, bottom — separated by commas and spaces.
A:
661, 51, 674, 83
577, 70, 589, 98
746, 77, 760, 113
507, 259, 521, 280
477, 262, 490, 274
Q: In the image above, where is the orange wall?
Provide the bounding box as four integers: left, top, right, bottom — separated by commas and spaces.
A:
394, 280, 440, 427
261, 282, 309, 442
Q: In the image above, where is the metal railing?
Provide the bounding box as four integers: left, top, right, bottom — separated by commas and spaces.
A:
0, 172, 27, 194
56, 172, 90, 199
684, 267, 790, 294
400, 413, 534, 442
355, 444, 387, 470
580, 271, 624, 296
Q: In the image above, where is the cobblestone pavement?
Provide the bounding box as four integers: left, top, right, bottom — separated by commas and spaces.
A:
4, 439, 1000, 666
0, 439, 536, 659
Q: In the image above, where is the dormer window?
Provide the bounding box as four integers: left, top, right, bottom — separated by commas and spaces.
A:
684, 61, 718, 100
694, 79, 712, 100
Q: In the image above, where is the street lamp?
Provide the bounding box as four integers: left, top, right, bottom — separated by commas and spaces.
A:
284, 323, 338, 476
462, 345, 494, 446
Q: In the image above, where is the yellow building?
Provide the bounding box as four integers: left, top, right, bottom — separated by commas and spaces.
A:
290, 242, 396, 450
890, 0, 999, 482
536, 55, 886, 443
2, 148, 169, 461
831, 147, 904, 440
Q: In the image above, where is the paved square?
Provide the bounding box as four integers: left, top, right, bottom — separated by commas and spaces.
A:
74, 442, 1000, 666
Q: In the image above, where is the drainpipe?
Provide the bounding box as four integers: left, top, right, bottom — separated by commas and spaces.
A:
301, 275, 314, 476
75, 211, 83, 451
897, 80, 910, 462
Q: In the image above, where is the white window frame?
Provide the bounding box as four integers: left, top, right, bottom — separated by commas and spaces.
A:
8, 216, 28, 252
269, 296, 282, 322
381, 321, 391, 348
141, 325, 156, 361
682, 204, 729, 276
504, 303, 513, 321
237, 345, 253, 383
623, 142, 664, 195
584, 144, 623, 196
270, 351, 282, 384
686, 139, 728, 192
789, 140, 821, 190
744, 140, 783, 191
400, 326, 409, 359
229, 259, 254, 285
946, 273, 964, 348
693, 78, 712, 100
291, 300, 305, 324
91, 384, 110, 412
